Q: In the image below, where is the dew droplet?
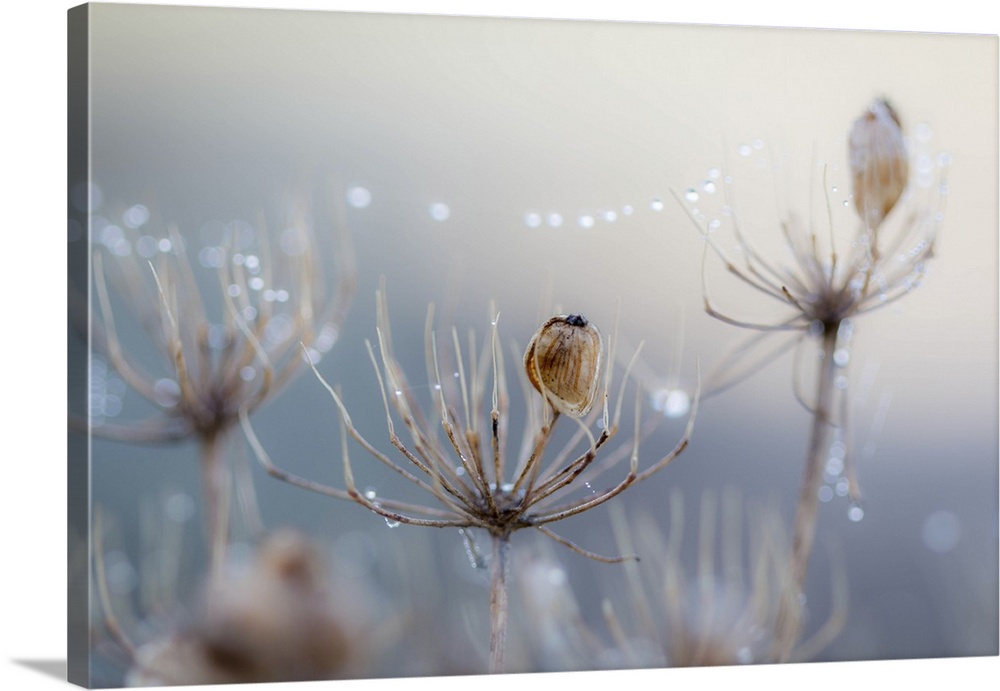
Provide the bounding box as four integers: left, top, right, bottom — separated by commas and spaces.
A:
684, 188, 699, 202
153, 378, 181, 407
825, 455, 844, 477
524, 211, 542, 228
818, 485, 834, 502
165, 492, 195, 523
738, 144, 752, 157
848, 505, 865, 522
578, 214, 595, 229
315, 324, 339, 353
384, 517, 401, 529
123, 204, 150, 229
346, 186, 372, 209
429, 202, 451, 221
104, 551, 138, 595
198, 246, 225, 268
547, 212, 563, 227
650, 388, 691, 418
364, 487, 377, 500
922, 510, 961, 553
459, 528, 486, 570
650, 198, 664, 212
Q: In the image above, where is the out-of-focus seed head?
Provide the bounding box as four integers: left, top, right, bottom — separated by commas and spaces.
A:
127, 530, 360, 686
849, 98, 909, 228
524, 314, 602, 417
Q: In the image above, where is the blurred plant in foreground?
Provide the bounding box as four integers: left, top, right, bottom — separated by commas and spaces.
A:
676, 98, 948, 659
602, 490, 846, 668
82, 193, 356, 576
242, 283, 698, 672
93, 506, 380, 686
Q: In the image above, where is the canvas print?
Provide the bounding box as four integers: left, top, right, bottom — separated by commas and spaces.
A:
67, 3, 999, 688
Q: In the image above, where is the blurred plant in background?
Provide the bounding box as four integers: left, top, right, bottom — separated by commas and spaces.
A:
79, 190, 356, 575
676, 98, 948, 659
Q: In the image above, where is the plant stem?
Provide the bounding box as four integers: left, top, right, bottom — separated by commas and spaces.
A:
489, 533, 511, 673
200, 431, 230, 580
774, 326, 838, 661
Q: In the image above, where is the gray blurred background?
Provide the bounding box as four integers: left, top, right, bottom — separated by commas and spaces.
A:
71, 4, 998, 683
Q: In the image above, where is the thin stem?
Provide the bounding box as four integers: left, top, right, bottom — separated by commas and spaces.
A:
774, 325, 838, 661
199, 431, 230, 581
489, 533, 511, 673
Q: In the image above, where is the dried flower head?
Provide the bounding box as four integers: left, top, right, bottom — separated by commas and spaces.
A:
83, 198, 356, 570
124, 529, 368, 686
679, 97, 946, 397
242, 283, 698, 671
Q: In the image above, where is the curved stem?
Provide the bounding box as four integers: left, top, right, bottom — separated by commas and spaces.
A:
489, 533, 511, 673
774, 326, 838, 661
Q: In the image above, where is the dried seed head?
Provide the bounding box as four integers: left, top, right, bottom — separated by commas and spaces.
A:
524, 313, 602, 417
849, 98, 909, 228
126, 530, 360, 686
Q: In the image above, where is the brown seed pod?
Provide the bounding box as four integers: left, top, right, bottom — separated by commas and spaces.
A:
848, 98, 909, 228
523, 313, 602, 417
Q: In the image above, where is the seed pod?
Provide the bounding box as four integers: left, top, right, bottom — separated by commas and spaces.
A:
848, 98, 909, 228
524, 314, 602, 417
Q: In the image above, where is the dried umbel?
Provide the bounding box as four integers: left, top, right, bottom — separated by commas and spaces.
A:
678, 98, 946, 660
242, 284, 698, 672
524, 314, 603, 417
81, 197, 356, 573
849, 98, 909, 229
